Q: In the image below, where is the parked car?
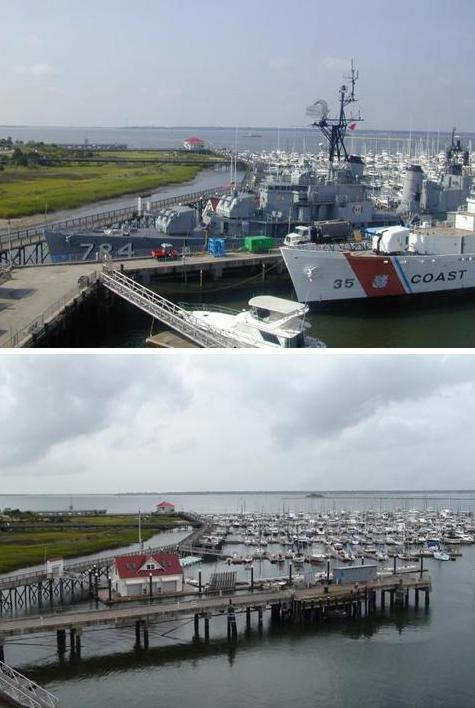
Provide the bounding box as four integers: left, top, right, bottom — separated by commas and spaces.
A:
151, 243, 179, 260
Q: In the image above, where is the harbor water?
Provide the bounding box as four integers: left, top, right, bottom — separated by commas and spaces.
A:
42, 268, 475, 348
2, 125, 475, 156
1, 492, 474, 708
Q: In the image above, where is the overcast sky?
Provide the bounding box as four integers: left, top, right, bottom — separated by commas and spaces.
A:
0, 0, 474, 129
0, 353, 473, 494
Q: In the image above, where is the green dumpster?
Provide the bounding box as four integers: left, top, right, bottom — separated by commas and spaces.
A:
243, 236, 274, 253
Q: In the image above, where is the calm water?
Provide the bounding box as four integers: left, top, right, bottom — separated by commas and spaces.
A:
75, 270, 475, 348
2, 125, 474, 155
2, 492, 475, 707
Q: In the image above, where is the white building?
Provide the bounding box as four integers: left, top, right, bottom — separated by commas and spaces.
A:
155, 501, 176, 514
111, 552, 184, 597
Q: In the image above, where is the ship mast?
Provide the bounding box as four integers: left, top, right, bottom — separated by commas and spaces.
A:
307, 59, 363, 170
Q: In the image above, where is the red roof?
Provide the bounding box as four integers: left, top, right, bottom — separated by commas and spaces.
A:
157, 501, 175, 508
184, 136, 204, 144
114, 553, 182, 579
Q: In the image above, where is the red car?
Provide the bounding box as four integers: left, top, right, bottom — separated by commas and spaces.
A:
151, 243, 178, 260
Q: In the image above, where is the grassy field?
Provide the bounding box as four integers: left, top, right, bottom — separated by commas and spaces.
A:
0, 162, 203, 219
0, 514, 183, 573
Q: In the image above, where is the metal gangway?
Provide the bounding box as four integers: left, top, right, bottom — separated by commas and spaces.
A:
0, 661, 60, 708
100, 266, 252, 348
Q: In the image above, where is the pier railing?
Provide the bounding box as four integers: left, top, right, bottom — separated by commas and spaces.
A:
0, 186, 231, 247
0, 661, 60, 708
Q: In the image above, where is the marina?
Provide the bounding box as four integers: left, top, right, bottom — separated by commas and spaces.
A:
0, 492, 473, 708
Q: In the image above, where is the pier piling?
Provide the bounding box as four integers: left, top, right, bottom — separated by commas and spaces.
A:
227, 604, 237, 641
56, 629, 66, 655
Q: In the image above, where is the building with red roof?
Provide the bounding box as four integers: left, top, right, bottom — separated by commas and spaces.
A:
111, 552, 183, 597
155, 501, 176, 514
183, 136, 205, 151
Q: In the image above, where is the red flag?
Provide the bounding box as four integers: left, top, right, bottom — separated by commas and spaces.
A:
348, 122, 357, 131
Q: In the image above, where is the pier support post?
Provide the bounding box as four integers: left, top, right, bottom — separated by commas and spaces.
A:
198, 571, 202, 595
75, 630, 82, 657
390, 591, 394, 610
204, 616, 210, 642
415, 589, 419, 607
262, 263, 266, 281
405, 590, 409, 608
393, 556, 397, 575
257, 606, 263, 629
246, 607, 251, 630
326, 561, 330, 584
142, 621, 149, 649
381, 590, 385, 610
227, 604, 237, 641
425, 590, 430, 608
199, 270, 203, 288
251, 567, 254, 591
194, 614, 200, 640
56, 629, 66, 655
135, 620, 141, 646
289, 563, 293, 585
420, 556, 424, 578
0, 635, 5, 663
69, 628, 76, 653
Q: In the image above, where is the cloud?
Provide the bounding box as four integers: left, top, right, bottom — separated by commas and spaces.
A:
0, 354, 474, 493
320, 56, 350, 72
24, 34, 45, 50
0, 355, 190, 468
268, 56, 290, 71
10, 63, 58, 78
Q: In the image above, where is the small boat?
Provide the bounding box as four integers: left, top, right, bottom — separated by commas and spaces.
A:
433, 550, 451, 561
185, 296, 326, 349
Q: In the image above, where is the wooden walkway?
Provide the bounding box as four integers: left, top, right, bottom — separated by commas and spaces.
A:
0, 574, 431, 648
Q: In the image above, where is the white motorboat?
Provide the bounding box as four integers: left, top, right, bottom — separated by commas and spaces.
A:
433, 550, 451, 561
185, 295, 326, 349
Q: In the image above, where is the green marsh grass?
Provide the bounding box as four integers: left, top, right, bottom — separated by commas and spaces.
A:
0, 163, 202, 218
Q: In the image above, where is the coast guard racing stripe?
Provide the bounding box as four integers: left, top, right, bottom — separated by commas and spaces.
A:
344, 254, 407, 297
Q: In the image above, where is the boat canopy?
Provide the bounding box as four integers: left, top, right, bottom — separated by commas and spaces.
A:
248, 296, 306, 316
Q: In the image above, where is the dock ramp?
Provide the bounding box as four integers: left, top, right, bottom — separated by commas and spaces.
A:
100, 266, 251, 348
0, 661, 60, 707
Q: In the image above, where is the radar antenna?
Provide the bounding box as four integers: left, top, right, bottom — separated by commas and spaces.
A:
307, 59, 363, 166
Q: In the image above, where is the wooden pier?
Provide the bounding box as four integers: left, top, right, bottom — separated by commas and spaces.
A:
0, 574, 431, 661
0, 251, 283, 348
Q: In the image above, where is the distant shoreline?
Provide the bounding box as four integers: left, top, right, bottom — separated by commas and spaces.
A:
1, 125, 474, 135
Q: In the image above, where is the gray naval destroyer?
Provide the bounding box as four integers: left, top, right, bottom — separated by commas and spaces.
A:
44, 64, 401, 262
